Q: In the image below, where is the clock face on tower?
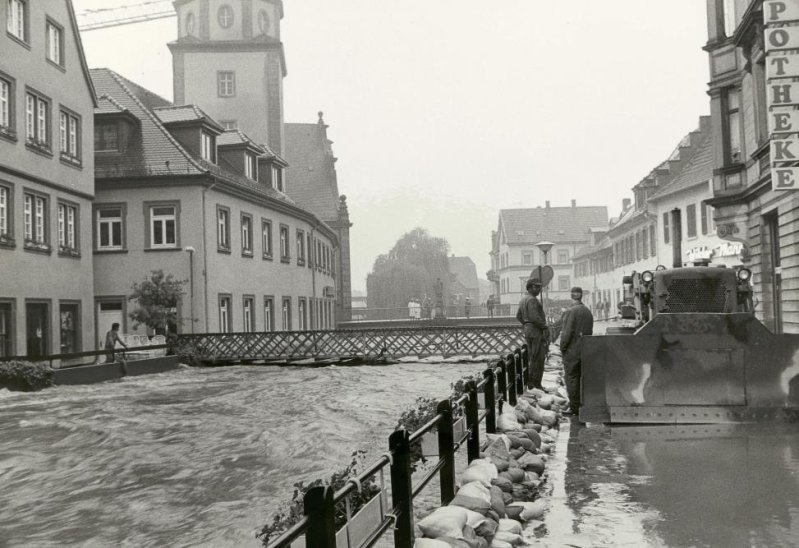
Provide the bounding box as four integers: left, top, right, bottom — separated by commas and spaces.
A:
257, 9, 270, 34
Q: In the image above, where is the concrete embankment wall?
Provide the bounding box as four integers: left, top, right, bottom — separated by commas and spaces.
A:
53, 357, 180, 386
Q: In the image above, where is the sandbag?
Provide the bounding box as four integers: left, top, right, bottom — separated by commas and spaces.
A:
485, 438, 511, 462
485, 433, 512, 452
529, 388, 546, 399
513, 410, 528, 424
462, 508, 498, 540
414, 539, 453, 548
451, 481, 492, 515
505, 435, 524, 450
504, 504, 523, 521
489, 541, 512, 548
497, 471, 513, 484
497, 519, 522, 534
489, 485, 506, 518
504, 467, 525, 483
523, 406, 543, 423
522, 430, 542, 449
517, 438, 535, 453
418, 506, 468, 539
492, 458, 510, 472
493, 531, 525, 546
462, 459, 498, 487
537, 408, 558, 427
515, 398, 531, 411
509, 448, 525, 460
538, 395, 554, 409
507, 500, 545, 521
502, 492, 513, 506
516, 453, 545, 475
491, 477, 513, 493
497, 413, 521, 432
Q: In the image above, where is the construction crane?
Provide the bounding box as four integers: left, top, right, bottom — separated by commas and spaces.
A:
76, 0, 175, 32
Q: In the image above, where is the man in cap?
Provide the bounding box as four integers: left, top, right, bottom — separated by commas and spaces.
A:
559, 286, 594, 415
516, 278, 548, 389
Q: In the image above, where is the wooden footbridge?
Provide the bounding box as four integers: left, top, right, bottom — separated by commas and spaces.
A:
176, 324, 526, 364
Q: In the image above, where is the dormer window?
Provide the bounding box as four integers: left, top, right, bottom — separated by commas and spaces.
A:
201, 131, 215, 162
245, 153, 257, 180
272, 165, 283, 191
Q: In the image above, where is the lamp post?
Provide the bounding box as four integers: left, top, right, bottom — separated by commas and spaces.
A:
184, 246, 195, 333
535, 241, 554, 321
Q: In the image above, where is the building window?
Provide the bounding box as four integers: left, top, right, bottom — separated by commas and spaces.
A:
217, 206, 230, 251
149, 205, 177, 248
279, 224, 290, 262
663, 212, 670, 244
219, 295, 231, 333
46, 20, 63, 66
307, 234, 313, 268
264, 296, 274, 331
257, 9, 270, 33
649, 225, 656, 257
25, 91, 50, 150
57, 202, 77, 253
95, 122, 119, 151
96, 206, 123, 250
724, 88, 741, 164
23, 192, 47, 247
217, 5, 234, 28
220, 120, 237, 130
557, 249, 569, 264
245, 153, 257, 180
0, 76, 13, 135
298, 298, 307, 330
185, 11, 195, 35
0, 300, 14, 357
722, 0, 736, 38
296, 229, 305, 265
261, 219, 272, 258
558, 276, 570, 291
241, 213, 253, 255
642, 227, 649, 258
0, 184, 10, 241
702, 203, 715, 235
201, 131, 215, 162
59, 302, 79, 353
271, 165, 283, 191
217, 71, 235, 97
7, 0, 26, 42
243, 296, 254, 332
59, 109, 80, 162
686, 204, 697, 238
281, 297, 291, 331
522, 251, 532, 265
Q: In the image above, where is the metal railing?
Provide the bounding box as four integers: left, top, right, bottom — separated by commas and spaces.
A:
266, 346, 531, 548
0, 343, 171, 369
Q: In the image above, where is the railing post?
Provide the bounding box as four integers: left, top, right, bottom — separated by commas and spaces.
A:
497, 359, 507, 410
303, 485, 337, 547
506, 354, 517, 406
483, 367, 496, 434
389, 429, 415, 548
465, 380, 480, 462
436, 399, 455, 505
514, 349, 524, 395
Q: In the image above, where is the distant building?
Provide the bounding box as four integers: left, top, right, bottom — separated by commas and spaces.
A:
0, 0, 97, 356
489, 201, 608, 313
448, 255, 480, 303
90, 68, 338, 335
168, 0, 352, 324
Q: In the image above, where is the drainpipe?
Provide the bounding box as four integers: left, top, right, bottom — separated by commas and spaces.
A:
201, 177, 217, 331
310, 223, 320, 328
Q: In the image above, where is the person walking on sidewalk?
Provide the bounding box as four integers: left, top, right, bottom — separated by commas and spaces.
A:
559, 287, 594, 415
516, 279, 548, 389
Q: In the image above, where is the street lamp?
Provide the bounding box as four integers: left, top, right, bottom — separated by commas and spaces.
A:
535, 241, 554, 320
184, 246, 195, 333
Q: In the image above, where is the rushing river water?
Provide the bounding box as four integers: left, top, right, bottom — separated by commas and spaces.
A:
0, 362, 487, 547
2, 362, 799, 548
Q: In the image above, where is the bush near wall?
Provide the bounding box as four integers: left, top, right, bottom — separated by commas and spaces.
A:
0, 361, 54, 392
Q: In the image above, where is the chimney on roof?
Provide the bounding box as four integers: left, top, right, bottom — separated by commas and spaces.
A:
571, 199, 576, 208
623, 198, 631, 210
545, 201, 550, 209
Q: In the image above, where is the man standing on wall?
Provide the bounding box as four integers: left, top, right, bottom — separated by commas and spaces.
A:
516, 279, 548, 389
559, 287, 594, 416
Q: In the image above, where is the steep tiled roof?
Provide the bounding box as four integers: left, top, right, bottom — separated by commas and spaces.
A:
448, 257, 479, 291
218, 129, 266, 153
96, 94, 126, 115
648, 132, 713, 201
499, 206, 608, 244
284, 121, 341, 221
153, 104, 223, 132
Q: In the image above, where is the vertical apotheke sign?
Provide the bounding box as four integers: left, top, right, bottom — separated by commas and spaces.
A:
766, 0, 799, 190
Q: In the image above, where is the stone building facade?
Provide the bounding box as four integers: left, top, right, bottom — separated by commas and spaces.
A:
0, 0, 96, 356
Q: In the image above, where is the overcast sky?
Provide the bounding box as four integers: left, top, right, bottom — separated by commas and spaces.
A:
74, 0, 710, 293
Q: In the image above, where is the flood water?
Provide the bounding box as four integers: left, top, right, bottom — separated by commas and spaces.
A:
2, 363, 799, 547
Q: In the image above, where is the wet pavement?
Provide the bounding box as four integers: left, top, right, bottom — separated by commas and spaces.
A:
540, 420, 799, 547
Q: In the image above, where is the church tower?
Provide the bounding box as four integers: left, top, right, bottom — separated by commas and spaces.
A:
168, 0, 285, 154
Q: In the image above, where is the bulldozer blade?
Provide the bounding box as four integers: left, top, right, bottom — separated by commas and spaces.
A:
580, 313, 799, 424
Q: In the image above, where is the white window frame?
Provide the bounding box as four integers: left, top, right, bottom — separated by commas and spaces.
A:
23, 193, 46, 244
261, 219, 273, 258
0, 78, 10, 129
46, 20, 62, 65
264, 297, 274, 332
243, 297, 253, 332
7, 0, 26, 42
201, 131, 215, 162
281, 297, 291, 331
279, 225, 289, 260
25, 92, 49, 146
97, 207, 123, 250
245, 153, 256, 180
217, 207, 229, 249
217, 71, 235, 97
0, 185, 8, 237
219, 296, 231, 333
59, 110, 79, 159
57, 202, 76, 250
95, 122, 119, 151
298, 299, 306, 330
150, 205, 177, 248
241, 213, 253, 254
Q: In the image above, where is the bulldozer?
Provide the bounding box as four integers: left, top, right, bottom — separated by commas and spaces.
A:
580, 255, 799, 424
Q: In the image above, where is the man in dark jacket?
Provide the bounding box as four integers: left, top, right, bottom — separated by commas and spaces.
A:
559, 287, 594, 414
516, 279, 548, 389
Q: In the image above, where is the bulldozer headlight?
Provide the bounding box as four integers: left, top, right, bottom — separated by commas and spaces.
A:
642, 270, 654, 283
738, 268, 752, 281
